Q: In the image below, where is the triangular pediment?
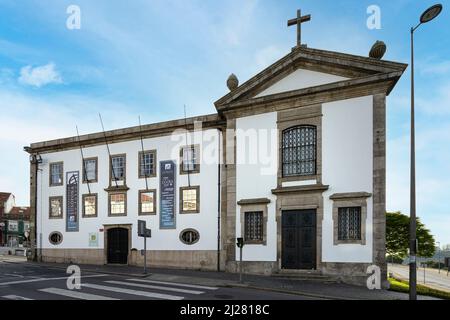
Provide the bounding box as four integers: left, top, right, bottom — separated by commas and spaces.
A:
253, 68, 348, 98
214, 46, 407, 111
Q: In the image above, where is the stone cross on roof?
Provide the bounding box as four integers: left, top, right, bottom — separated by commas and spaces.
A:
287, 9, 311, 48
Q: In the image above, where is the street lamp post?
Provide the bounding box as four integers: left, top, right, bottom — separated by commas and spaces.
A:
409, 3, 443, 301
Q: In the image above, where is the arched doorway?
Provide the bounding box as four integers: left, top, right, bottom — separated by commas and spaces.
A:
107, 227, 129, 264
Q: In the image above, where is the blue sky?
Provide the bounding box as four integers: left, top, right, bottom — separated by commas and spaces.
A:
0, 1, 449, 244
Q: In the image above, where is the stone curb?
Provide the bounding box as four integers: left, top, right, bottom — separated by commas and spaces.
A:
226, 283, 354, 300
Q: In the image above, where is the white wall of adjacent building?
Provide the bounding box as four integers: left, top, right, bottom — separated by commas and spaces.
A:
36, 129, 222, 252
4, 194, 15, 213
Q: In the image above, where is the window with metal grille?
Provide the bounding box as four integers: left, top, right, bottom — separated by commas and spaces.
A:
139, 151, 156, 178
111, 155, 125, 181
282, 126, 316, 177
338, 207, 362, 240
180, 229, 200, 245
49, 232, 63, 245
244, 211, 263, 242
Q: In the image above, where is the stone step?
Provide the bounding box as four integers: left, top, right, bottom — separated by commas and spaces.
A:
272, 272, 340, 283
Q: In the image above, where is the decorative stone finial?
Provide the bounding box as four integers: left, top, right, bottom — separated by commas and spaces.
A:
369, 40, 387, 60
227, 73, 239, 91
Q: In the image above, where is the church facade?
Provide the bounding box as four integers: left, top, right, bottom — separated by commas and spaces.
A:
25, 44, 406, 286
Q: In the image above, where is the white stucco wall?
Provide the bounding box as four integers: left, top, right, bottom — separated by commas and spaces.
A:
4, 194, 15, 213
322, 96, 374, 263
234, 96, 374, 264
254, 68, 347, 98
235, 112, 278, 261
36, 129, 221, 252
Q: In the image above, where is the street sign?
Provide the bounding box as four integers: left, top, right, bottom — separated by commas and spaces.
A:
137, 220, 151, 274
138, 220, 151, 238
138, 220, 146, 237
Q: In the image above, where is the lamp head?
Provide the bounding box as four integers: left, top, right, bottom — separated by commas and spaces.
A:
420, 4, 443, 23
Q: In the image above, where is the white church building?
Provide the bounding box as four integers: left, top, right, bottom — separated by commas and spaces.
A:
25, 18, 406, 286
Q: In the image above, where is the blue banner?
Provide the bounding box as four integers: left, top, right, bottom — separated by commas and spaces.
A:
160, 160, 176, 229
66, 171, 79, 232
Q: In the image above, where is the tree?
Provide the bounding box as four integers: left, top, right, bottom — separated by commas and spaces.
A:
386, 211, 435, 259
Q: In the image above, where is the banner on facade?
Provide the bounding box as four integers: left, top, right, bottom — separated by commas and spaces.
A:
159, 160, 176, 229
66, 171, 79, 232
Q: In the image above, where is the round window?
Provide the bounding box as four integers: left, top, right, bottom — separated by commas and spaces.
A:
49, 232, 63, 245
180, 229, 200, 245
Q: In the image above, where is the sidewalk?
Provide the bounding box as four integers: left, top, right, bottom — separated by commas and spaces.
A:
29, 261, 438, 300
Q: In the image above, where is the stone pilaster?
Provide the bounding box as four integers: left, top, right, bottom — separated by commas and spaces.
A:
373, 93, 387, 288
225, 119, 236, 269
29, 160, 37, 261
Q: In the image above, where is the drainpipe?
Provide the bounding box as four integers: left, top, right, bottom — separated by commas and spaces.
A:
217, 128, 222, 272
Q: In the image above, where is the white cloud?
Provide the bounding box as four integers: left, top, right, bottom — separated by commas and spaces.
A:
18, 63, 62, 87
0, 89, 144, 205
420, 60, 450, 75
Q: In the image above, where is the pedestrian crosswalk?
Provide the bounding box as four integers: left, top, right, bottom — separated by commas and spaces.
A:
1, 295, 33, 300
1, 277, 219, 300
105, 280, 205, 295
39, 287, 118, 300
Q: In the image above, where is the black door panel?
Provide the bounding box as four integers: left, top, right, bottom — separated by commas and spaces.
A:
107, 228, 128, 264
281, 210, 316, 269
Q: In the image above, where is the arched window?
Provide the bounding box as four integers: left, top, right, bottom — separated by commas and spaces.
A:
282, 125, 317, 177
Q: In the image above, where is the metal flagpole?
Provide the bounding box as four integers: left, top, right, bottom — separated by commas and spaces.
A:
138, 116, 149, 191
99, 114, 118, 188
183, 105, 191, 187
76, 126, 91, 195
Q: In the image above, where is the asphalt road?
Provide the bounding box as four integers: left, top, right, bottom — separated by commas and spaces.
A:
0, 258, 316, 301
388, 263, 450, 292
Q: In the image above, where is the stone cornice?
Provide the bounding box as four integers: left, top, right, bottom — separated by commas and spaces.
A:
104, 185, 130, 192
329, 192, 372, 200
215, 46, 407, 108
219, 71, 402, 113
237, 198, 271, 205
25, 114, 225, 154
271, 184, 329, 194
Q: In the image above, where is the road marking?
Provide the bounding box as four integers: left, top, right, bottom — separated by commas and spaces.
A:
106, 280, 204, 295
4, 273, 25, 278
39, 287, 118, 300
0, 274, 109, 286
127, 278, 218, 290
2, 295, 33, 300
82, 283, 184, 300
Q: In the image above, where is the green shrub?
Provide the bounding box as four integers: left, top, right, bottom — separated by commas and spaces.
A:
388, 277, 450, 300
